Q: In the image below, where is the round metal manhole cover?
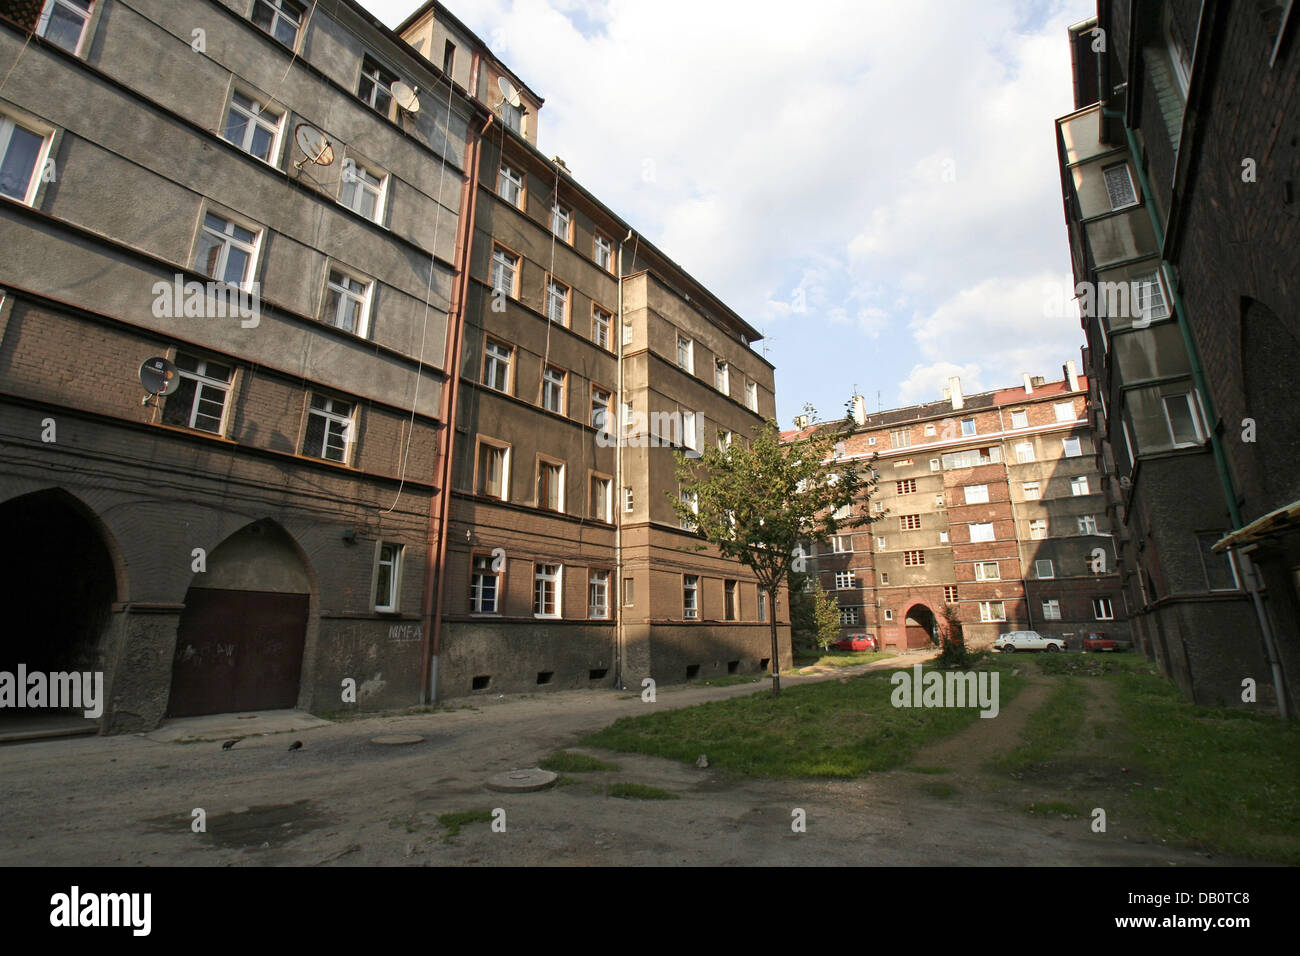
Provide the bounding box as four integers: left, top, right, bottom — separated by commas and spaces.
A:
485, 768, 557, 792
370, 734, 425, 746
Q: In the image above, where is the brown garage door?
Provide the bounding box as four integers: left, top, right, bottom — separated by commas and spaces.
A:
167, 588, 308, 717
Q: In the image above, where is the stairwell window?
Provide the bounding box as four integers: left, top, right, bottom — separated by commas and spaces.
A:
37, 0, 95, 55
677, 334, 694, 373
593, 233, 613, 272
1071, 476, 1090, 496
591, 386, 611, 430
303, 394, 354, 463
974, 561, 1000, 581
969, 522, 994, 543
1062, 437, 1083, 458
373, 543, 403, 612
746, 380, 758, 411
590, 474, 612, 522
1036, 559, 1055, 579
1103, 163, 1137, 210
724, 580, 739, 621
715, 359, 729, 394
592, 306, 612, 350
680, 489, 699, 531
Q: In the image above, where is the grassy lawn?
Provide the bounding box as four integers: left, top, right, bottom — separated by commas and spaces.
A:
990, 676, 1088, 773
790, 649, 895, 670
583, 661, 1022, 778
538, 750, 619, 773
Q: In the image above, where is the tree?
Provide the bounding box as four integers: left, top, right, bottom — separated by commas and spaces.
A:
811, 581, 841, 651
933, 603, 970, 668
670, 404, 879, 695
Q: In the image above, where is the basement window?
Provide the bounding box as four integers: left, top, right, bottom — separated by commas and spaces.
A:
471, 675, 491, 690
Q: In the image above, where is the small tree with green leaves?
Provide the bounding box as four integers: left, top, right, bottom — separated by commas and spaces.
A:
670, 404, 879, 695
811, 581, 841, 651
934, 603, 970, 668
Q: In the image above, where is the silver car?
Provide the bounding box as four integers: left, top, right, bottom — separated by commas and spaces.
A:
994, 630, 1066, 653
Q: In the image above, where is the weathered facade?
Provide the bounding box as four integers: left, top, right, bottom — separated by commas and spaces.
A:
1055, 2, 1298, 712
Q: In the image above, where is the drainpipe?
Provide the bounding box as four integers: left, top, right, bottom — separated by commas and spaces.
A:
420, 69, 491, 704
614, 230, 633, 689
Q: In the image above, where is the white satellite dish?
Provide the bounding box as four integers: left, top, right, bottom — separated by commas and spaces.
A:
391, 81, 420, 115
294, 124, 335, 169
497, 75, 522, 108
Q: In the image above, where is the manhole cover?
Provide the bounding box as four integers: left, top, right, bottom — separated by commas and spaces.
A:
370, 734, 425, 746
485, 768, 557, 792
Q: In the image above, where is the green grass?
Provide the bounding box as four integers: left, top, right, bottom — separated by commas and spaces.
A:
538, 750, 619, 773
583, 663, 1022, 779
1114, 670, 1300, 863
554, 775, 582, 787
992, 676, 1087, 773
606, 783, 679, 800
1034, 651, 1157, 678
791, 649, 893, 670
437, 809, 493, 839
698, 675, 764, 687
1025, 801, 1082, 817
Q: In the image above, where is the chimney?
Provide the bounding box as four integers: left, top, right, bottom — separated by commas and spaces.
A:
794, 414, 810, 430
1022, 373, 1033, 394
1031, 375, 1046, 388
1064, 359, 1080, 392
948, 376, 963, 410
851, 395, 867, 426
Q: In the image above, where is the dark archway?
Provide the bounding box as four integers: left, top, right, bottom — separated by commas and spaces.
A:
167, 519, 311, 717
904, 604, 938, 650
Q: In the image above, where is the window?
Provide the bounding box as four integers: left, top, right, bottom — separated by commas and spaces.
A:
251, 0, 303, 49
589, 570, 610, 619
724, 580, 739, 620
534, 564, 561, 617
944, 585, 958, 603
1078, 515, 1098, 535
550, 202, 571, 242
1054, 401, 1075, 423
590, 474, 612, 522
490, 246, 520, 299
974, 561, 1000, 581
483, 339, 513, 393
623, 486, 634, 513
1162, 392, 1205, 446
746, 381, 758, 411
873, 501, 885, 513
592, 307, 612, 350
868, 437, 877, 446
680, 489, 698, 531
1011, 410, 1028, 429
941, 446, 1003, 469
622, 577, 635, 606
1197, 532, 1240, 591
893, 459, 913, 468
622, 322, 633, 347
476, 440, 509, 500
890, 428, 911, 448
683, 575, 699, 619
537, 459, 564, 512
340, 159, 386, 223
757, 588, 768, 622
501, 100, 523, 133
591, 386, 611, 430
593, 233, 613, 272
1103, 163, 1137, 210
716, 430, 734, 452
442, 40, 456, 75
961, 418, 976, 436
939, 531, 949, 543
964, 484, 989, 504
835, 571, 856, 590
876, 536, 887, 549
542, 366, 566, 415
1022, 481, 1041, 500
896, 479, 917, 495
879, 571, 890, 584
840, 607, 860, 626
903, 550, 925, 566
163, 354, 232, 435
37, 0, 95, 54
924, 424, 936, 436
470, 554, 500, 613
929, 458, 940, 471
1092, 597, 1114, 621
969, 522, 994, 543
682, 410, 698, 453
497, 163, 524, 208
1036, 559, 1055, 579
1062, 437, 1083, 457
358, 56, 397, 116
979, 601, 1006, 622
1015, 441, 1035, 463
715, 359, 729, 394
546, 278, 570, 325
323, 270, 371, 337
1030, 519, 1048, 540
222, 91, 283, 164
677, 334, 694, 372
832, 534, 851, 553
0, 114, 49, 205
881, 608, 895, 622
373, 543, 402, 612
303, 394, 354, 463
1070, 476, 1090, 496
1042, 599, 1061, 621
1134, 271, 1170, 322
195, 212, 259, 289
899, 514, 921, 531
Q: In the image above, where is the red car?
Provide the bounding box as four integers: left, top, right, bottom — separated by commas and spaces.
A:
832, 633, 876, 651
1082, 631, 1120, 652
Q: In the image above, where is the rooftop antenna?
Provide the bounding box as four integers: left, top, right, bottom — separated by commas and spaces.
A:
293, 123, 334, 170
391, 81, 421, 116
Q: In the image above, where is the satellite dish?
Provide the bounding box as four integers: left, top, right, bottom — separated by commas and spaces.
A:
293, 124, 335, 169
139, 356, 179, 398
497, 75, 522, 108
391, 82, 420, 114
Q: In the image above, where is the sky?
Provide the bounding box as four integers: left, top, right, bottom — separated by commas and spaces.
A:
365, 0, 1094, 428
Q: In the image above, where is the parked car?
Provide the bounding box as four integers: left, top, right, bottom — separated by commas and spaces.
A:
832, 633, 876, 651
994, 630, 1066, 653
1082, 631, 1121, 652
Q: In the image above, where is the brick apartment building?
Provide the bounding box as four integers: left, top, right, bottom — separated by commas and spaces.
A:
788, 366, 1128, 651
1056, 1, 1298, 712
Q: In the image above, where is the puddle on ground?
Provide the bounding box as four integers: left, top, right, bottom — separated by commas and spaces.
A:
145, 799, 330, 851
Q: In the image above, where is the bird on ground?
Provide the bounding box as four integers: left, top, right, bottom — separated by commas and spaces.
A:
222, 739, 239, 750
288, 740, 303, 751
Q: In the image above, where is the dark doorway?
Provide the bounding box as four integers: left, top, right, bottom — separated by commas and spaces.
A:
904, 604, 938, 650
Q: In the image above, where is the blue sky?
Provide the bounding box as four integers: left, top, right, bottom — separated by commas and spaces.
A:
365, 0, 1093, 427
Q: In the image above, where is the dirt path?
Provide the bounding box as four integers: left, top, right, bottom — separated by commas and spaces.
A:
0, 658, 1240, 866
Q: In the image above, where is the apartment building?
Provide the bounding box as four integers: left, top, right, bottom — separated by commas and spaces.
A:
790, 367, 1127, 650
0, 0, 480, 731
1056, 2, 1297, 713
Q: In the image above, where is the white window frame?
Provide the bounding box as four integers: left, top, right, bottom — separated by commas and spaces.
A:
974, 561, 1000, 581
683, 574, 699, 620
550, 202, 572, 243
589, 569, 610, 620
1070, 476, 1090, 496
1078, 514, 1099, 535
832, 534, 851, 553
969, 522, 995, 543
470, 553, 501, 614
194, 210, 261, 291
680, 489, 699, 531
476, 440, 510, 501
881, 609, 893, 623
0, 113, 53, 207
715, 359, 729, 394
303, 393, 355, 464
1062, 436, 1083, 458
903, 550, 925, 566
1103, 162, 1138, 210
592, 307, 612, 350
1011, 409, 1028, 429
37, 0, 96, 55
533, 563, 562, 618
491, 246, 519, 299
546, 278, 570, 326
834, 571, 856, 590
537, 458, 564, 513
677, 333, 694, 373
340, 156, 387, 224
1042, 599, 1062, 621
165, 354, 233, 435
323, 268, 372, 338
623, 486, 634, 513
1093, 597, 1115, 621
961, 418, 976, 436
250, 0, 304, 50
840, 607, 860, 626
1036, 559, 1055, 579
1023, 481, 1042, 500
590, 474, 612, 522
1162, 391, 1206, 447
497, 163, 524, 208
1134, 271, 1170, 323
1030, 519, 1048, 540
746, 380, 758, 412
593, 233, 613, 272
542, 365, 566, 415
222, 89, 285, 165
358, 55, 397, 117
979, 600, 1007, 623
373, 542, 403, 612
1015, 441, 1035, 463
483, 339, 513, 393
1054, 401, 1075, 423
591, 386, 611, 429
964, 484, 989, 504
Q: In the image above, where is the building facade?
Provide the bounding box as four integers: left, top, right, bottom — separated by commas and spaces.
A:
1055, 1, 1297, 713
790, 367, 1128, 651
